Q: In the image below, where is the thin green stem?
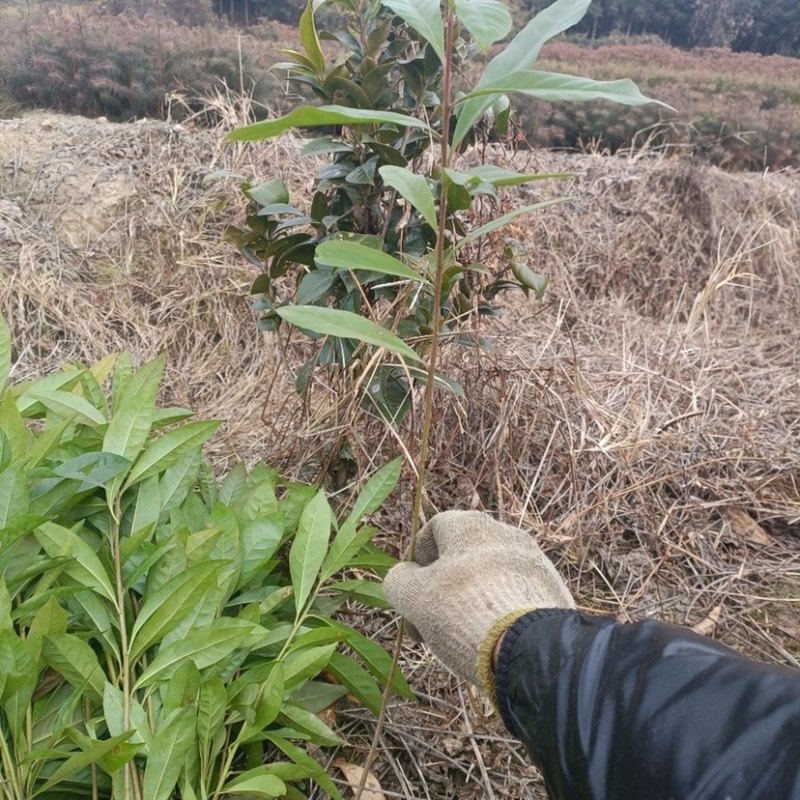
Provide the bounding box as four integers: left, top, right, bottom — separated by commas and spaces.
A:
0, 727, 24, 800
111, 494, 139, 800
354, 8, 457, 799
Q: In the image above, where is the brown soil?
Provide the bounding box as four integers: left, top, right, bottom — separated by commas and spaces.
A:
1, 112, 798, 799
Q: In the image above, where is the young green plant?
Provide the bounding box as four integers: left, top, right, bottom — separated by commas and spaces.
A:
0, 311, 410, 800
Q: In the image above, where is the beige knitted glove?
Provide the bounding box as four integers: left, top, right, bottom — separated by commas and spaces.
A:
384, 510, 575, 701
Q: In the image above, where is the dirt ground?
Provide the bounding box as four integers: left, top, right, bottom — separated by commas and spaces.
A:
1, 112, 798, 799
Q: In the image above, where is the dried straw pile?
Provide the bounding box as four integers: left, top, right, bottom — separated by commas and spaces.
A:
1, 112, 798, 799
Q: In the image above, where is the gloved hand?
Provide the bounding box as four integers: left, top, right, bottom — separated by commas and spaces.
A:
384, 510, 575, 700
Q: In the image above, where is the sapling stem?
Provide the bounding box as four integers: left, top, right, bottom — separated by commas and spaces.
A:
354, 6, 458, 798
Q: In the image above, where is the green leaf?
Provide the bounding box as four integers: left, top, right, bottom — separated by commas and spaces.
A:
164, 659, 201, 715
52, 451, 132, 491
454, 0, 512, 51
379, 165, 438, 231
103, 354, 166, 463
465, 71, 666, 106
35, 522, 116, 604
126, 420, 221, 487
0, 390, 31, 460
282, 643, 336, 690
301, 137, 354, 157
458, 198, 568, 249
135, 619, 260, 689
196, 676, 226, 752
104, 682, 152, 746
229, 105, 433, 143
142, 707, 196, 800
279, 702, 343, 746
219, 462, 247, 505
291, 679, 348, 713
326, 651, 383, 715
382, 0, 445, 61
277, 306, 422, 364
0, 313, 11, 396
248, 178, 290, 207
320, 619, 415, 700
159, 449, 202, 516
348, 458, 402, 522
239, 514, 284, 588
453, 0, 593, 146
320, 459, 399, 580
38, 732, 134, 793
224, 775, 287, 799
26, 596, 68, 663
511, 260, 549, 299
446, 165, 573, 187
23, 388, 106, 425
0, 465, 28, 528
299, 2, 324, 72
129, 475, 162, 537
289, 491, 332, 612
330, 578, 391, 608
315, 241, 424, 282
41, 633, 107, 703
240, 662, 284, 741
320, 525, 376, 582
129, 562, 224, 662
265, 735, 343, 800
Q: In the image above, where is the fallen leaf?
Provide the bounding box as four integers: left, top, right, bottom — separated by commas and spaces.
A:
721, 506, 773, 547
692, 604, 723, 636
333, 759, 385, 800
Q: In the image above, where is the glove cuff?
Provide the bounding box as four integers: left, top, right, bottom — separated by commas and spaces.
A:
476, 608, 536, 706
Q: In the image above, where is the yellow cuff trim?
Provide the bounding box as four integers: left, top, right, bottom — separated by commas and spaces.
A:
476, 608, 536, 708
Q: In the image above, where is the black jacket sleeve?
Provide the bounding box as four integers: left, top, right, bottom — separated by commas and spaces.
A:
495, 609, 800, 800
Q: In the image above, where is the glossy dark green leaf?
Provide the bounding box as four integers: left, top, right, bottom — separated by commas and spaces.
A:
299, 2, 325, 71
383, 0, 445, 60
379, 165, 438, 231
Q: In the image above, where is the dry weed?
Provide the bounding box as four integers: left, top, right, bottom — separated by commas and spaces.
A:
1, 113, 798, 799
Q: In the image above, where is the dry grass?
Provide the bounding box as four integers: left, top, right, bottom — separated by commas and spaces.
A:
1, 112, 798, 799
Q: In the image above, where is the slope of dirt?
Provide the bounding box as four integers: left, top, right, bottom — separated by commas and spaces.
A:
1, 112, 798, 800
